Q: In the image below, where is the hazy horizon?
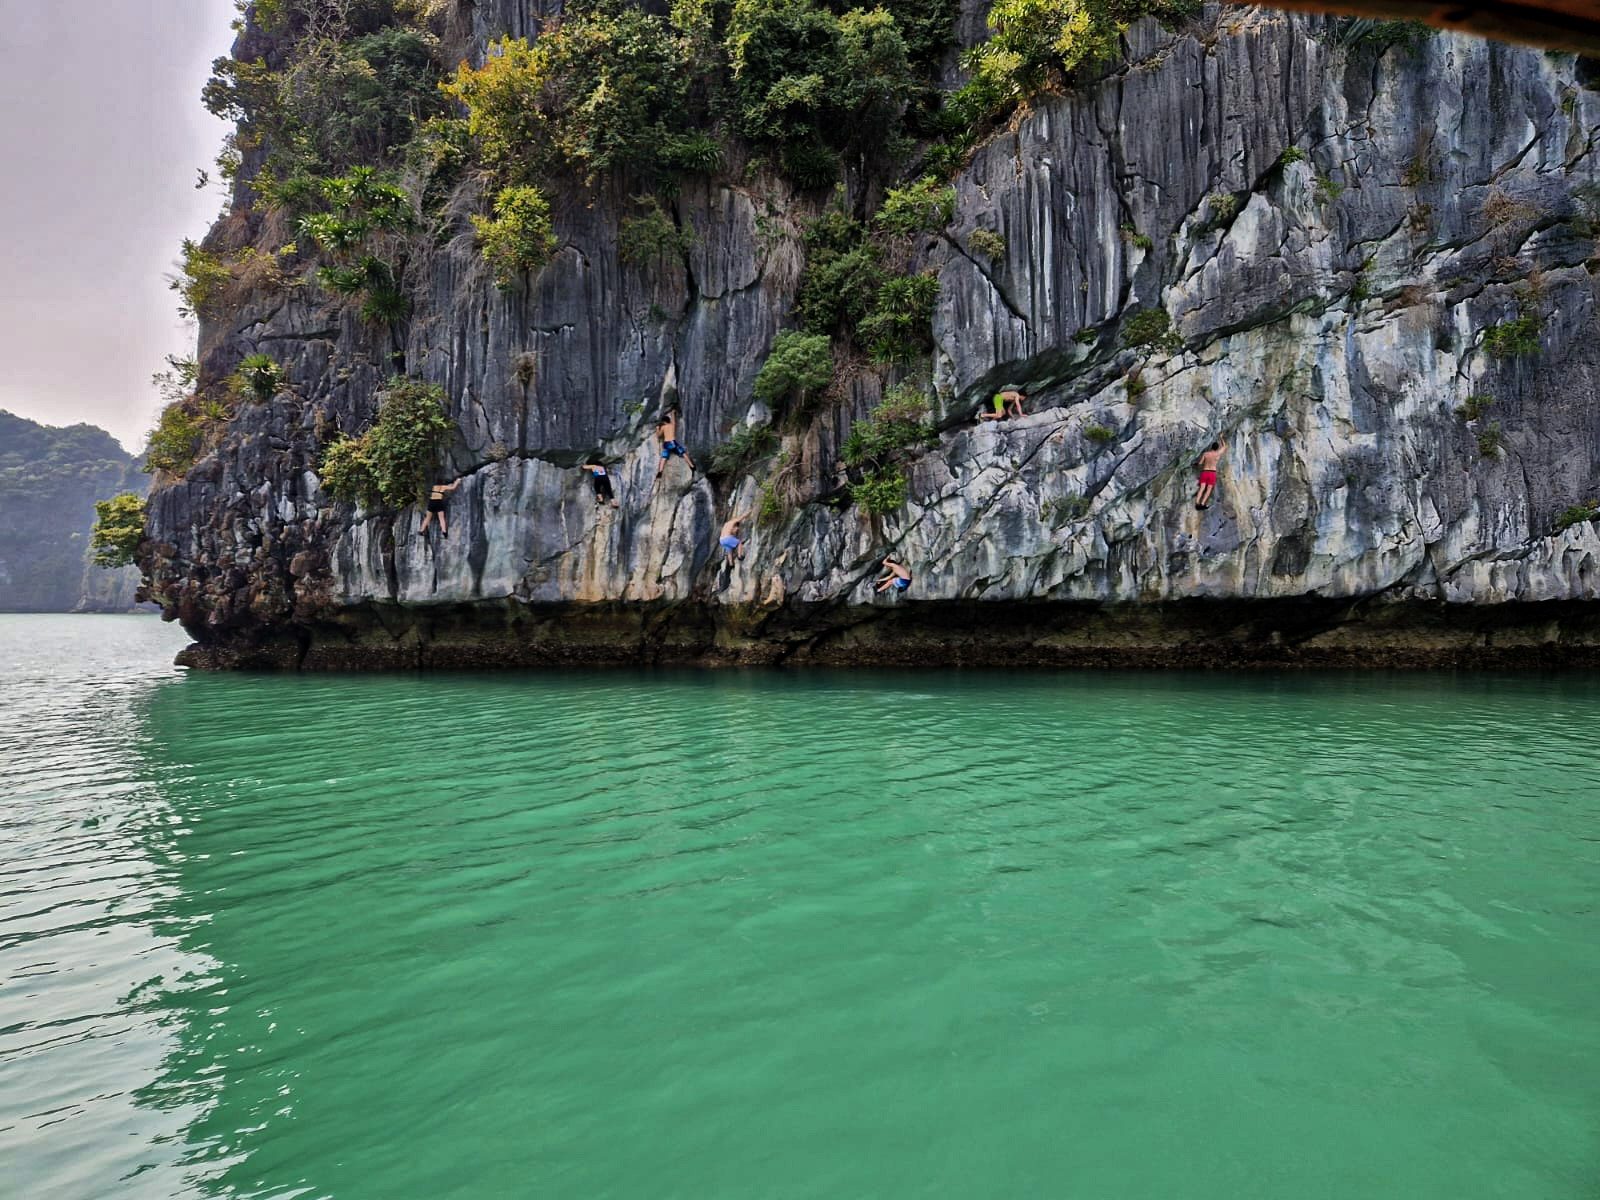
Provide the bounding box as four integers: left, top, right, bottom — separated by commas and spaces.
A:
0, 0, 237, 452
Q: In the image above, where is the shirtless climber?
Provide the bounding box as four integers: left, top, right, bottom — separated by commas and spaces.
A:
654, 410, 696, 487
1195, 437, 1227, 510
420, 478, 461, 538
978, 386, 1026, 422
875, 556, 913, 595
720, 510, 751, 562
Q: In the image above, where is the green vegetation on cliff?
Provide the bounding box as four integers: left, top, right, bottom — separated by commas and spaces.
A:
91, 494, 147, 568
841, 383, 934, 514
320, 378, 453, 508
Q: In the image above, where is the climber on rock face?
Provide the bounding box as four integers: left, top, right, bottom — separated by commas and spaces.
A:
875, 556, 913, 595
654, 410, 696, 487
978, 387, 1026, 422
420, 479, 461, 538
719, 510, 751, 561
1195, 437, 1227, 510
584, 460, 619, 508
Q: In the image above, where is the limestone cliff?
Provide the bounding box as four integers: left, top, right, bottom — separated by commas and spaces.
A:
142, 4, 1600, 667
0, 411, 144, 612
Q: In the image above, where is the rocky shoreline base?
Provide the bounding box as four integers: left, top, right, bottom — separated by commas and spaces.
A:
170, 598, 1600, 670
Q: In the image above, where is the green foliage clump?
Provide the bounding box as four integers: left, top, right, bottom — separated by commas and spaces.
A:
877, 176, 956, 235
1334, 17, 1432, 51
1314, 174, 1345, 204
752, 331, 834, 412
298, 167, 413, 245
206, 11, 446, 182
779, 139, 844, 189
708, 423, 780, 478
969, 228, 1007, 258
659, 131, 726, 175
619, 198, 694, 266
1455, 394, 1494, 421
90, 493, 146, 568
1483, 311, 1542, 358
858, 272, 941, 362
728, 1, 917, 177
850, 469, 909, 515
957, 0, 1198, 126
171, 239, 233, 320
233, 353, 287, 402
318, 255, 386, 295
1476, 421, 1505, 458
1277, 146, 1306, 169
295, 167, 414, 318
1121, 224, 1154, 251
793, 200, 944, 361
796, 211, 886, 336
841, 384, 935, 469
319, 377, 453, 508
472, 186, 559, 290
1121, 306, 1180, 352
1083, 423, 1118, 444
1555, 502, 1600, 533
360, 283, 410, 323
758, 477, 788, 525
443, 10, 690, 181
143, 399, 227, 477
1206, 191, 1240, 227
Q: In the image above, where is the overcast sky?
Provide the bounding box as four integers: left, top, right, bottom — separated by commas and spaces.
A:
0, 0, 237, 451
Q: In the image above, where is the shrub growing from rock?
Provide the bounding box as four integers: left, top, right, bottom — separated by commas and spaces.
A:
320, 378, 453, 507
1555, 502, 1600, 533
708, 424, 780, 478
90, 493, 147, 568
233, 353, 286, 402
842, 384, 935, 469
850, 468, 909, 515
859, 273, 940, 362
753, 331, 834, 413
472, 185, 559, 289
877, 176, 956, 235
619, 198, 694, 266
1121, 306, 1180, 352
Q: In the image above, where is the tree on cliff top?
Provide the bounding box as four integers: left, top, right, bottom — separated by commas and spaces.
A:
442, 7, 693, 182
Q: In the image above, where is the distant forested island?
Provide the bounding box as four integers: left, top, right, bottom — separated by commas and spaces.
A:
0, 411, 146, 612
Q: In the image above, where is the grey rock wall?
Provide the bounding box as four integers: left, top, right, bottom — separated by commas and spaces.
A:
143, 7, 1600, 666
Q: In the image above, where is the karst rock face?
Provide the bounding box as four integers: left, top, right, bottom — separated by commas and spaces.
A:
142, 4, 1600, 668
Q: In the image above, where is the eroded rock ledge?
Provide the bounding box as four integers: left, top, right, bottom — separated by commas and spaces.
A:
173, 598, 1600, 670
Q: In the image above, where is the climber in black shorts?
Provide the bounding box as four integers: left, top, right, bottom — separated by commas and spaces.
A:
584, 460, 619, 508
420, 479, 461, 538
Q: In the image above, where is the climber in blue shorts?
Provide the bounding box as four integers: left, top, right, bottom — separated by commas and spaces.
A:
875, 556, 913, 595
720, 510, 751, 562
653, 409, 696, 488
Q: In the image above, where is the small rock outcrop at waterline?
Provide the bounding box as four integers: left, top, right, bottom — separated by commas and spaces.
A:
0, 411, 144, 612
141, 2, 1600, 667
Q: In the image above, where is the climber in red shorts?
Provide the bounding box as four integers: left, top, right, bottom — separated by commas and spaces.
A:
1195, 436, 1226, 510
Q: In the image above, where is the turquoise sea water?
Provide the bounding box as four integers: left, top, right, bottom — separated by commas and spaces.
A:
3, 614, 1599, 1199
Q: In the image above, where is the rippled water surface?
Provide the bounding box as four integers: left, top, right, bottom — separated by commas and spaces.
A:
4, 615, 1600, 1198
